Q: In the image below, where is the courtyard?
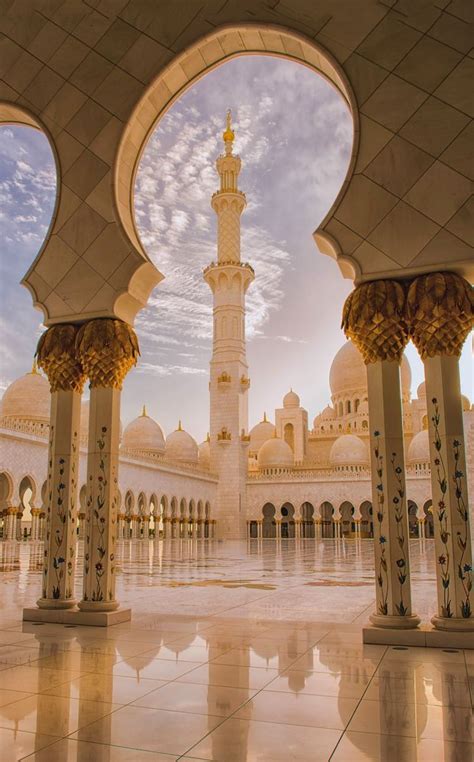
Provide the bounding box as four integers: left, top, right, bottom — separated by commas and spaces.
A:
0, 538, 472, 761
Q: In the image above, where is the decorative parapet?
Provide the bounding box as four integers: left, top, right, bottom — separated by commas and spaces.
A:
203, 261, 255, 276
217, 427, 232, 442
217, 371, 232, 385
0, 417, 49, 439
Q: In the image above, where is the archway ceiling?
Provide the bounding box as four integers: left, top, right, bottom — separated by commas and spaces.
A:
0, 1, 471, 327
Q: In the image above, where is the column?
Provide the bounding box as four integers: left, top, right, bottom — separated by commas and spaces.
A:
77, 318, 139, 616
408, 272, 473, 630
30, 509, 41, 541
275, 519, 281, 541
196, 518, 202, 539
142, 517, 150, 539
35, 324, 85, 610
4, 508, 18, 540
343, 280, 420, 629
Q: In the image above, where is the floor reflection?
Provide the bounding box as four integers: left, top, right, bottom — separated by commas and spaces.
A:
0, 539, 471, 760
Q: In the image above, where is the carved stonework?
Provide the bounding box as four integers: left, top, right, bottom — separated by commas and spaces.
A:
342, 279, 407, 363
407, 272, 474, 359
76, 319, 140, 389
36, 324, 85, 392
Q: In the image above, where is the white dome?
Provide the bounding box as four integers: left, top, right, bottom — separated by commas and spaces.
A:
198, 437, 210, 467
165, 423, 198, 463
283, 389, 300, 409
407, 430, 430, 465
122, 408, 165, 453
329, 434, 368, 467
258, 437, 294, 469
417, 382, 426, 400
249, 415, 275, 452
313, 405, 336, 428
330, 341, 411, 398
1, 367, 50, 421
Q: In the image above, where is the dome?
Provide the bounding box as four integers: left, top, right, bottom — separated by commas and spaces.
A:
257, 437, 294, 470
122, 407, 165, 453
407, 430, 430, 465
417, 382, 426, 400
329, 434, 368, 467
249, 414, 275, 452
199, 437, 210, 467
283, 389, 300, 409
313, 405, 336, 428
330, 340, 411, 398
165, 422, 198, 463
461, 395, 470, 411
1, 366, 50, 421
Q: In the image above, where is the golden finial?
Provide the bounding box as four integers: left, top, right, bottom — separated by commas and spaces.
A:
31, 358, 38, 374
206, 432, 210, 442
141, 405, 147, 417
263, 412, 267, 423
178, 420, 182, 431
223, 109, 234, 144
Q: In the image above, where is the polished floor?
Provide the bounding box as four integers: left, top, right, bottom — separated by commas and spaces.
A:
0, 538, 472, 761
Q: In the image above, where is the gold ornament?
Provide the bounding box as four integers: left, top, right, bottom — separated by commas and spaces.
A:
406, 272, 473, 359
36, 324, 85, 392
342, 279, 408, 363
76, 319, 140, 389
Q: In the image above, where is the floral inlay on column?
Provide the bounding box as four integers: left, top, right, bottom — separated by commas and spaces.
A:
373, 431, 388, 616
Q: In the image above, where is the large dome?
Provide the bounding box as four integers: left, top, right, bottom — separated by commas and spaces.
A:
329, 434, 368, 467
258, 437, 294, 469
1, 367, 50, 421
122, 408, 165, 453
330, 340, 411, 398
407, 430, 430, 465
165, 423, 198, 463
249, 414, 275, 452
283, 389, 300, 409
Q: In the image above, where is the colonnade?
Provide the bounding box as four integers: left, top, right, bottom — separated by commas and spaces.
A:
343, 272, 473, 633
115, 515, 216, 540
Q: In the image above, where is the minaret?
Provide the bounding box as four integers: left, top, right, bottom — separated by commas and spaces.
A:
204, 111, 254, 539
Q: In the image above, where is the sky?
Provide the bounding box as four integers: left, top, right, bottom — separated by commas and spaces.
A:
0, 55, 471, 442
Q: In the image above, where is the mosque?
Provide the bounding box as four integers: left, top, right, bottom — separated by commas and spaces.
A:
1, 115, 472, 545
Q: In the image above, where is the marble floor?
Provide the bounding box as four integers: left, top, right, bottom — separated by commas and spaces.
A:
0, 538, 472, 761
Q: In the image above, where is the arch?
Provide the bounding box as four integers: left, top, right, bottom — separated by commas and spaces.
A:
205, 501, 211, 519
359, 500, 373, 538
280, 502, 295, 539
160, 495, 169, 517
362, 420, 368, 430
300, 501, 315, 539
40, 480, 48, 509
338, 401, 344, 417
408, 500, 419, 539
0, 471, 14, 507
197, 499, 204, 517
117, 24, 358, 284
423, 499, 434, 539
320, 501, 335, 539
262, 503, 276, 539
339, 500, 355, 537
137, 491, 147, 516
189, 499, 196, 517
283, 423, 294, 452
125, 490, 134, 516
149, 493, 159, 516
79, 485, 87, 512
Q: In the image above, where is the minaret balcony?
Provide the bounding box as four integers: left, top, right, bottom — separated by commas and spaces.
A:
240, 431, 250, 447
217, 427, 232, 443
240, 375, 250, 390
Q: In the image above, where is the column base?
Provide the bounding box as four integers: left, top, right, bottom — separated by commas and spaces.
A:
36, 597, 77, 610
78, 600, 119, 613
364, 623, 474, 649
431, 615, 474, 632
369, 613, 421, 629
23, 606, 131, 627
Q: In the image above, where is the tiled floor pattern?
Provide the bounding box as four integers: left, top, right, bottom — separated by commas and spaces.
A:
0, 539, 472, 760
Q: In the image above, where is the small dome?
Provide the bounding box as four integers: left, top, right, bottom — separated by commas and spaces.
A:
249, 414, 275, 452
461, 395, 470, 411
122, 407, 165, 453
1, 367, 50, 421
417, 382, 426, 400
283, 389, 300, 409
330, 341, 411, 398
199, 437, 210, 467
258, 437, 294, 470
407, 430, 430, 465
313, 405, 336, 428
165, 422, 198, 463
329, 434, 368, 467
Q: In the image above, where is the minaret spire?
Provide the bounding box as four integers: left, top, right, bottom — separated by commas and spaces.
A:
223, 109, 235, 155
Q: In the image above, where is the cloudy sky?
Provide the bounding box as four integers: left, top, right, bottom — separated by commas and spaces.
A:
0, 56, 471, 441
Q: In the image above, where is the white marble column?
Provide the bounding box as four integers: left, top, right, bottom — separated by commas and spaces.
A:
35, 325, 85, 610
4, 509, 18, 540
30, 509, 41, 541
408, 272, 473, 631
343, 279, 420, 630
77, 318, 139, 618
